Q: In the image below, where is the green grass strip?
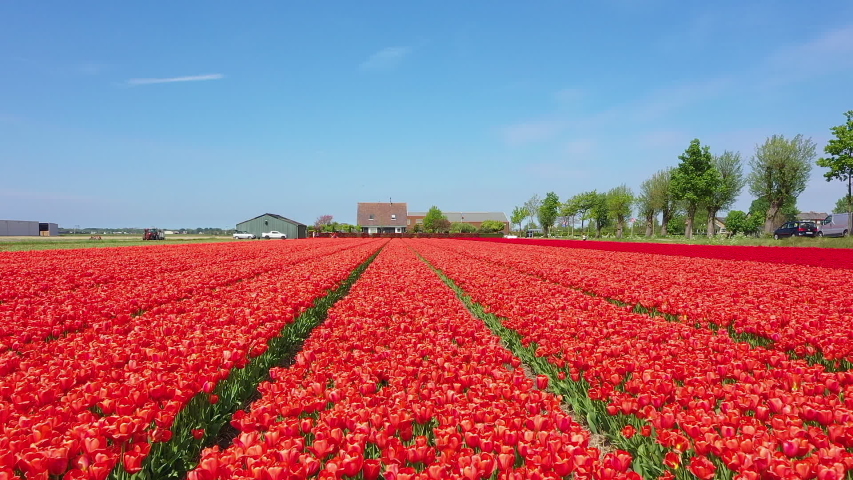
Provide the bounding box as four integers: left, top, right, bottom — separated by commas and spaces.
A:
110, 245, 384, 480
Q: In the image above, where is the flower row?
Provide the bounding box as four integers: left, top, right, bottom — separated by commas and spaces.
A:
0, 240, 383, 479
411, 240, 853, 480
448, 240, 853, 363
190, 241, 638, 480
0, 241, 367, 353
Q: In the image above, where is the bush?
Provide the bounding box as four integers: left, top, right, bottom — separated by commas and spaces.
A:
450, 222, 477, 233
479, 220, 506, 233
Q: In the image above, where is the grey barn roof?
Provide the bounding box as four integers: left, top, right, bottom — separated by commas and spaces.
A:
237, 213, 306, 226
409, 212, 509, 223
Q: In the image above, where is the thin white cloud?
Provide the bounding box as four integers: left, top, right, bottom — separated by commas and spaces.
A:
126, 74, 224, 86
359, 47, 412, 72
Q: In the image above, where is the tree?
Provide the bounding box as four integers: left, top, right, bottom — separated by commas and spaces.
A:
835, 196, 853, 214
637, 178, 656, 237
537, 192, 560, 236
423, 206, 450, 233
479, 220, 506, 233
559, 200, 579, 237
817, 111, 853, 234
314, 215, 333, 229
450, 222, 477, 233
748, 134, 816, 234
724, 210, 749, 236
706, 151, 746, 237
567, 191, 598, 234
749, 196, 799, 223
589, 191, 609, 237
524, 195, 542, 231
670, 139, 720, 239
649, 168, 676, 236
606, 185, 634, 238
510, 206, 528, 233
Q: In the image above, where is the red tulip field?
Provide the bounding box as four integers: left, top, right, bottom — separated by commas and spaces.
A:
1, 239, 852, 480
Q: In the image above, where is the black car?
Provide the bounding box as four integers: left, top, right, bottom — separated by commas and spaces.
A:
773, 221, 818, 240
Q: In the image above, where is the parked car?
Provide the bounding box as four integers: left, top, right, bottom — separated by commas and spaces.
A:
262, 230, 287, 239
818, 213, 850, 237
773, 221, 818, 240
232, 231, 255, 239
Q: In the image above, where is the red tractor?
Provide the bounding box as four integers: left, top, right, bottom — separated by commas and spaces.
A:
143, 228, 165, 240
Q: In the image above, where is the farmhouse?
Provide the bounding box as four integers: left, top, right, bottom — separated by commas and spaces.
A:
797, 211, 828, 224
407, 211, 510, 233
357, 202, 408, 234
236, 213, 308, 239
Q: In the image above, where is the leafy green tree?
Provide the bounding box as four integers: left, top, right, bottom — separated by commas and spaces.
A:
748, 134, 816, 234
568, 191, 598, 234
637, 178, 656, 237
706, 151, 745, 237
724, 211, 763, 237
559, 199, 579, 236
648, 168, 676, 236
835, 196, 853, 214
524, 194, 542, 230
724, 210, 749, 236
589, 191, 610, 237
817, 111, 853, 233
606, 185, 634, 238
749, 196, 799, 223
423, 206, 449, 233
510, 206, 528, 233
670, 139, 720, 239
450, 222, 477, 233
479, 219, 506, 233
667, 211, 686, 236
537, 192, 560, 236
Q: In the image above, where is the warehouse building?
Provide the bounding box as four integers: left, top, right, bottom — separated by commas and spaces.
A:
0, 220, 59, 236
236, 213, 307, 239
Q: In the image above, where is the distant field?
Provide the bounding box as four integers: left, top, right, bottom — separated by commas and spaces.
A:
0, 234, 241, 252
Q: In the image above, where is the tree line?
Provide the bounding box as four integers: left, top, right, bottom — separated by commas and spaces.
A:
512, 110, 853, 239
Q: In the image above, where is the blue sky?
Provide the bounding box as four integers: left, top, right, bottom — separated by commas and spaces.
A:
2, 1, 852, 228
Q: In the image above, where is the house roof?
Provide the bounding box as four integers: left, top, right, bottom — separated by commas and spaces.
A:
797, 211, 828, 220
357, 203, 408, 227
408, 212, 509, 223
238, 213, 306, 226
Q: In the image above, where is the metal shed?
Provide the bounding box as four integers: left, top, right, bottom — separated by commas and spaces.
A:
236, 213, 308, 239
0, 220, 40, 236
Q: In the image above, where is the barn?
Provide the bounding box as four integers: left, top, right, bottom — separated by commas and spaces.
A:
0, 220, 59, 236
236, 213, 308, 239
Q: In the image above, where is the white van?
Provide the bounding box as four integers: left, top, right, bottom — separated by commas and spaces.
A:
819, 213, 850, 237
